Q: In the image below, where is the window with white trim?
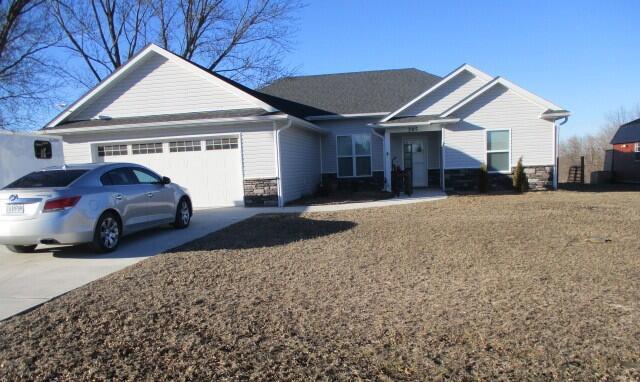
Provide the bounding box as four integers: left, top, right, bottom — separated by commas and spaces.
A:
132, 142, 163, 154
337, 134, 371, 177
98, 144, 128, 157
486, 130, 510, 172
169, 140, 201, 152
635, 142, 640, 161
206, 137, 238, 150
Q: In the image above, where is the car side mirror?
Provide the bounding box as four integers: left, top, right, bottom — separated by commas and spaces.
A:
162, 176, 171, 185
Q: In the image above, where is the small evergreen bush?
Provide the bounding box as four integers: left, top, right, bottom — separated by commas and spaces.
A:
513, 157, 528, 193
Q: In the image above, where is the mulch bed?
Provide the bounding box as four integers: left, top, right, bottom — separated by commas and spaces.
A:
1, 191, 639, 381
287, 190, 394, 206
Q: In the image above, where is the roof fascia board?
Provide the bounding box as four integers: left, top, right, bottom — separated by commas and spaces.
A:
287, 116, 327, 134
46, 44, 277, 128
380, 64, 493, 122
441, 77, 564, 118
47, 114, 289, 135
306, 112, 388, 121
374, 118, 460, 127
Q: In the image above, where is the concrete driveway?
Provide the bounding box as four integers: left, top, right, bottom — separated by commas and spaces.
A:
0, 207, 260, 321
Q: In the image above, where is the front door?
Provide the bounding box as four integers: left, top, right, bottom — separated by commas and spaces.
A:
403, 139, 428, 187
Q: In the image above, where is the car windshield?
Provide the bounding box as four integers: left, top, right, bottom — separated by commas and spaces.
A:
4, 170, 88, 189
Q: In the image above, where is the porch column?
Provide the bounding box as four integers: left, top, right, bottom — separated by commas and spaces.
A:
384, 129, 392, 192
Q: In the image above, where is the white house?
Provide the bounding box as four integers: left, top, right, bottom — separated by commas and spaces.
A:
43, 44, 569, 207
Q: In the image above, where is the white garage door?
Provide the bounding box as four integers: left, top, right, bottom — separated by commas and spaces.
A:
95, 136, 244, 208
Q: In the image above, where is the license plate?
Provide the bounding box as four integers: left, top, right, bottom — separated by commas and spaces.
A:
6, 204, 24, 215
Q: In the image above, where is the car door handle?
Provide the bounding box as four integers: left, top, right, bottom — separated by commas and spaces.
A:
146, 192, 154, 198
114, 194, 123, 200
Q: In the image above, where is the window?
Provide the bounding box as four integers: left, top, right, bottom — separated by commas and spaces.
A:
635, 143, 640, 161
486, 130, 510, 172
100, 168, 138, 186
337, 134, 371, 177
132, 142, 163, 155
5, 170, 87, 189
169, 140, 201, 152
34, 140, 52, 159
98, 145, 128, 157
206, 137, 238, 150
132, 168, 161, 184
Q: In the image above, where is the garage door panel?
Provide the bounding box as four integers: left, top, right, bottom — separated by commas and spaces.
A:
96, 139, 244, 208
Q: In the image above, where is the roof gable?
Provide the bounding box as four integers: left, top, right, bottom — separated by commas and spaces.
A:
381, 64, 493, 122
441, 76, 566, 118
47, 44, 276, 128
258, 68, 441, 117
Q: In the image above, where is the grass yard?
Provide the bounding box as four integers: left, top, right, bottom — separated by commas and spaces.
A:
0, 191, 639, 381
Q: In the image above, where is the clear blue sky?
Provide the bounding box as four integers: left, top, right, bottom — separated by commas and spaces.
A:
280, 0, 639, 139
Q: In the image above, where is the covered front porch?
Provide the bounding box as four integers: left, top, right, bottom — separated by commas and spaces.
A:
377, 122, 450, 192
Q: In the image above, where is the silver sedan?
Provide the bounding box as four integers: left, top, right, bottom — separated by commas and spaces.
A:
0, 163, 192, 253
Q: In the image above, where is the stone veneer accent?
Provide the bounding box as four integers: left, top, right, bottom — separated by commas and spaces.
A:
444, 166, 554, 192
243, 178, 278, 206
321, 171, 385, 191
428, 169, 441, 188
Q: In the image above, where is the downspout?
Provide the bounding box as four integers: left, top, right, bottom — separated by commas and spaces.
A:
371, 128, 385, 191
554, 116, 568, 190
441, 126, 446, 192
275, 119, 292, 207
319, 135, 323, 186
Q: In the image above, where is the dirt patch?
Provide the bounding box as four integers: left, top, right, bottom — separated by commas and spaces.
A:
1, 191, 639, 381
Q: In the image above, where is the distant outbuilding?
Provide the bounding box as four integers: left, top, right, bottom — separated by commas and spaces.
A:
609, 118, 640, 183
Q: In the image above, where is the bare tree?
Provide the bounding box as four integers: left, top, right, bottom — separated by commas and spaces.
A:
51, 0, 302, 88
559, 104, 640, 183
50, 0, 153, 86
0, 0, 61, 129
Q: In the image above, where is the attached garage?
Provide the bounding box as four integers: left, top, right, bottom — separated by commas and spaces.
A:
41, 44, 324, 208
94, 136, 244, 208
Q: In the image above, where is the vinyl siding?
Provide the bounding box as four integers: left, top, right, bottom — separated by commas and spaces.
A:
62, 141, 93, 164
279, 126, 321, 202
400, 70, 488, 117
316, 118, 383, 174
70, 52, 255, 121
60, 122, 277, 178
241, 129, 276, 179
444, 84, 554, 169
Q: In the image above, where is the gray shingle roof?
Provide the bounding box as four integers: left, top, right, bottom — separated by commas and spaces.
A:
611, 118, 640, 145
258, 69, 441, 117
46, 109, 280, 130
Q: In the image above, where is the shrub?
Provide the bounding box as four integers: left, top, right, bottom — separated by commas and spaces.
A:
478, 163, 488, 193
513, 157, 528, 193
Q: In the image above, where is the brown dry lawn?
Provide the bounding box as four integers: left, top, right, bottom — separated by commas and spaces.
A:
1, 191, 639, 381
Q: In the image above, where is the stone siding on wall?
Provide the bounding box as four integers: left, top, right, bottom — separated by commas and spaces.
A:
444, 166, 554, 192
243, 178, 278, 206
321, 171, 385, 191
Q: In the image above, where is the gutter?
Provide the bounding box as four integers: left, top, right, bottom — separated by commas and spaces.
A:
274, 119, 293, 207
372, 118, 460, 128
41, 115, 290, 135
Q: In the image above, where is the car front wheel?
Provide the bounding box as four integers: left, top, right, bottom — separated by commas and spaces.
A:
173, 198, 191, 229
6, 245, 37, 253
92, 212, 121, 253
